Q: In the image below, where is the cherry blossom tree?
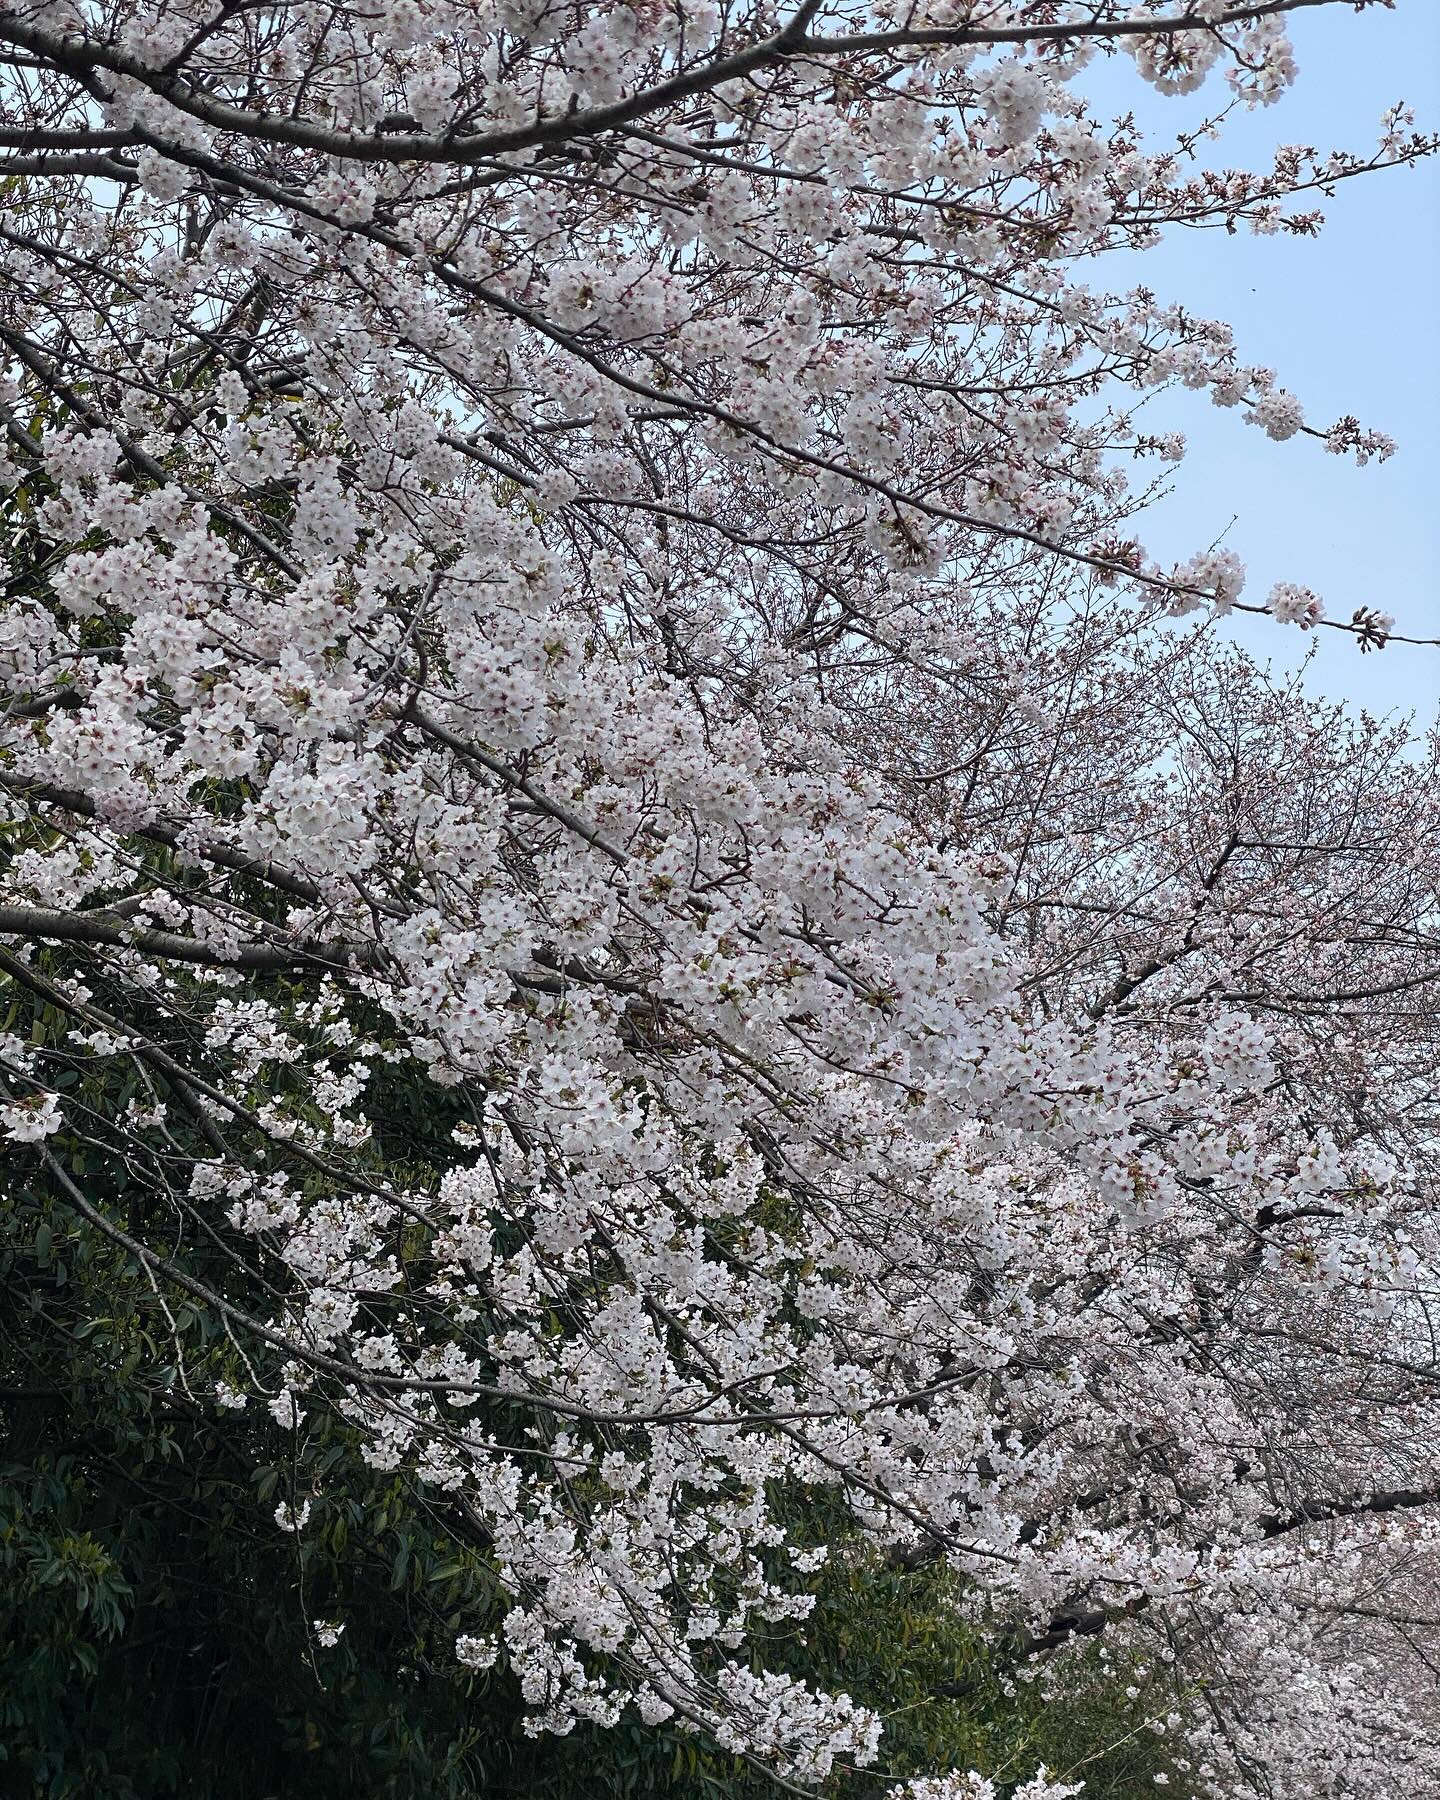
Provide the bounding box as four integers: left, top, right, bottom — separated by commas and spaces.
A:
1, 0, 1439, 1792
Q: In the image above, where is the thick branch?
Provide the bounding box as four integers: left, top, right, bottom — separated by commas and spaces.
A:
0, 900, 378, 972
0, 2, 1339, 173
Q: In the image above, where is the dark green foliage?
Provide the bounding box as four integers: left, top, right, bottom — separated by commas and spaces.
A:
0, 1168, 491, 1799
0, 1170, 1188, 1800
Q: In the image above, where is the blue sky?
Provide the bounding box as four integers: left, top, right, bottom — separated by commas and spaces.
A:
1081, 0, 1439, 722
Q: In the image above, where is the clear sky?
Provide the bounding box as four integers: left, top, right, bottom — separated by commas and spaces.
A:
1080, 0, 1439, 724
